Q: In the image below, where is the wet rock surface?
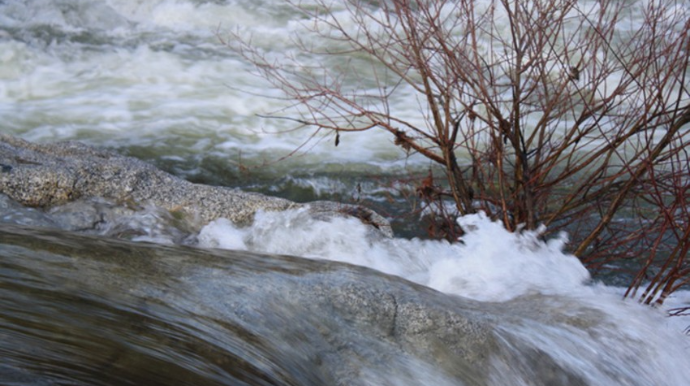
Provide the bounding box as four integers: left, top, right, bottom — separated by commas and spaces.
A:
0, 135, 392, 235
0, 224, 589, 386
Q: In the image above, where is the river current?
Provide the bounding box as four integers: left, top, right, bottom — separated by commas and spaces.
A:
1, 0, 690, 385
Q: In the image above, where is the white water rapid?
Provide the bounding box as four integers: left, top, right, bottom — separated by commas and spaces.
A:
1, 0, 689, 385
196, 208, 690, 385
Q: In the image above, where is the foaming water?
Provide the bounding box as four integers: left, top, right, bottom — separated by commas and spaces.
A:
2, 0, 690, 382
2, 220, 690, 386
2, 0, 687, 169
4, 189, 689, 383
196, 208, 690, 384
198, 209, 590, 301
0, 0, 407, 171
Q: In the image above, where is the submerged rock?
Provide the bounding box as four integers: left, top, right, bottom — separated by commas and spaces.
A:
0, 224, 591, 386
0, 135, 392, 236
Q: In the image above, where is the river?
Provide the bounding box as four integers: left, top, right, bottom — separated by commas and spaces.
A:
1, 0, 690, 385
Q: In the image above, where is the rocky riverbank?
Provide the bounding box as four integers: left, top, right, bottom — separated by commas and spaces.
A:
0, 135, 392, 236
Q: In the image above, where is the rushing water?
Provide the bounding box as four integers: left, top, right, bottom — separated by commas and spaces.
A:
2, 0, 690, 385
2, 202, 690, 386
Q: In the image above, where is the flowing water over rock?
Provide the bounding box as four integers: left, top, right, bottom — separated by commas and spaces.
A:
1, 0, 690, 384
2, 223, 689, 386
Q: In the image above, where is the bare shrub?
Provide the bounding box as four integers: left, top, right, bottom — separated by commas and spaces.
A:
221, 0, 690, 305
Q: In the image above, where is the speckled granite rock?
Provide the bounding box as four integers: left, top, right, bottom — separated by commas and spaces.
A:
0, 224, 591, 386
0, 135, 392, 235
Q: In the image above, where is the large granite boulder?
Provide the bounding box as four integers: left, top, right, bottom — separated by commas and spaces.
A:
0, 135, 392, 236
0, 224, 590, 386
